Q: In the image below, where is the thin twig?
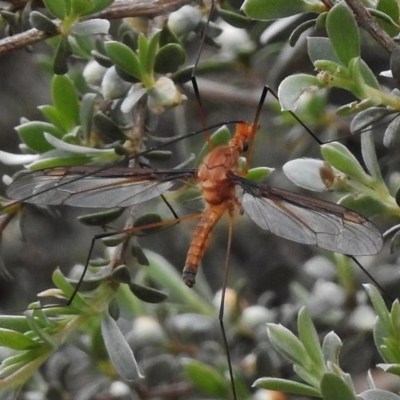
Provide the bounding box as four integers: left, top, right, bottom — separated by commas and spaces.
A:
109, 95, 148, 270
0, 0, 192, 57
90, 0, 192, 19
344, 0, 397, 53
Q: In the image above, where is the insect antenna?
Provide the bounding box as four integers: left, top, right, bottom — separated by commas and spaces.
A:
190, 0, 216, 143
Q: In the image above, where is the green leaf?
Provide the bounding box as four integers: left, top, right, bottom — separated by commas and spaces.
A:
80, 93, 96, 140
93, 112, 127, 142
53, 37, 72, 75
28, 154, 93, 170
308, 37, 342, 65
358, 58, 381, 90
289, 19, 316, 47
184, 359, 230, 398
131, 244, 149, 266
0, 316, 31, 333
253, 377, 320, 397
336, 99, 380, 116
320, 142, 367, 181
196, 125, 231, 163
338, 194, 386, 217
320, 372, 357, 400
360, 389, 400, 400
102, 233, 128, 247
0, 328, 38, 350
154, 43, 186, 74
364, 284, 392, 335
16, 121, 64, 153
377, 0, 400, 36
382, 337, 400, 362
322, 331, 342, 364
77, 208, 124, 226
384, 114, 400, 147
70, 0, 93, 16
350, 107, 393, 134
51, 268, 88, 311
293, 364, 321, 388
69, 34, 94, 58
377, 364, 400, 377
101, 313, 143, 381
128, 282, 168, 304
42, 0, 68, 19
144, 31, 161, 75
52, 75, 80, 132
390, 230, 400, 253
245, 167, 273, 182
298, 307, 324, 373
40, 133, 114, 158
72, 19, 110, 36
316, 11, 328, 29
24, 310, 56, 348
111, 265, 131, 285
278, 74, 320, 111
104, 41, 142, 80
82, 0, 113, 16
313, 60, 343, 74
133, 213, 163, 234
241, 0, 309, 20
218, 8, 251, 28
39, 105, 66, 131
361, 131, 383, 182
326, 3, 360, 65
267, 323, 310, 366
137, 33, 149, 77
29, 11, 58, 33
144, 250, 215, 316
390, 301, 400, 334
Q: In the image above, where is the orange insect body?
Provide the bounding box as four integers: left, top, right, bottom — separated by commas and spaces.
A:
183, 122, 255, 287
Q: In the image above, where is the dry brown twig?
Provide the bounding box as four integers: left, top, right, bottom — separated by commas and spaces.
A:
344, 0, 397, 53
0, 0, 193, 57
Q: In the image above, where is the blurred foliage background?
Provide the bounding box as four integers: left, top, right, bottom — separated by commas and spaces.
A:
0, 0, 400, 399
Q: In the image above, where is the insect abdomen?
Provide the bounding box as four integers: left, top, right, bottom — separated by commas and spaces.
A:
183, 205, 226, 287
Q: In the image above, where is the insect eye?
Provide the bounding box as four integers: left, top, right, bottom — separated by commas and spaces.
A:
242, 141, 249, 152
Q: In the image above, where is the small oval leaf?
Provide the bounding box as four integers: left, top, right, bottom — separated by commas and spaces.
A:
0, 328, 37, 350
350, 107, 393, 134
78, 208, 125, 226
154, 43, 186, 74
326, 2, 360, 65
129, 282, 168, 304
101, 313, 143, 381
241, 0, 309, 20
278, 74, 320, 111
184, 359, 230, 398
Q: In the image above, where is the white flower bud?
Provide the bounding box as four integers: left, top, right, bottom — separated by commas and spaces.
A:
127, 316, 167, 349
101, 66, 131, 100
283, 158, 335, 191
147, 77, 184, 114
238, 305, 276, 334
168, 5, 202, 36
215, 20, 255, 60
83, 60, 107, 86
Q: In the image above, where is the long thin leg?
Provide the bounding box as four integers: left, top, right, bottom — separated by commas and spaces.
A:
191, 0, 216, 144
67, 212, 204, 307
219, 214, 237, 400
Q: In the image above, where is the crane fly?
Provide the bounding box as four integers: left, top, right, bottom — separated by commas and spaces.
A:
6, 88, 383, 287
0, 3, 387, 399
3, 90, 384, 400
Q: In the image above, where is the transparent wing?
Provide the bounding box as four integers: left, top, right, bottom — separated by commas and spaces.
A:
7, 167, 195, 208
239, 183, 382, 256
